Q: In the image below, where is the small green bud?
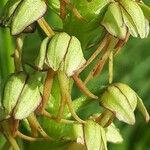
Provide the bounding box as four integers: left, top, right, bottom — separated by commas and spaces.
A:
68, 120, 107, 150
100, 83, 149, 125
11, 0, 47, 35
120, 0, 148, 38
36, 32, 86, 76
2, 72, 27, 115
2, 72, 42, 120
120, 7, 138, 38
13, 73, 42, 120
101, 2, 127, 39
46, 32, 71, 71
84, 120, 107, 150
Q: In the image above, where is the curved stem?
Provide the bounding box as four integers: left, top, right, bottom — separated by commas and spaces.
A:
75, 34, 111, 76
60, 0, 67, 19
72, 75, 98, 99
61, 0, 84, 20
4, 134, 20, 150
27, 113, 52, 141
42, 110, 79, 124
84, 36, 118, 84
1, 121, 20, 150
57, 71, 85, 123
16, 131, 44, 142
114, 32, 130, 56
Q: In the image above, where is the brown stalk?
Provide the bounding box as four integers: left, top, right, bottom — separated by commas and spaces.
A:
84, 41, 112, 84
75, 34, 111, 76
72, 75, 98, 99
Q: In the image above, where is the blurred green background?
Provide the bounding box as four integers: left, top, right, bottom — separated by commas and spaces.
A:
0, 0, 150, 150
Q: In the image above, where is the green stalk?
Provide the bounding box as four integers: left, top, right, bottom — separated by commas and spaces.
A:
57, 71, 85, 123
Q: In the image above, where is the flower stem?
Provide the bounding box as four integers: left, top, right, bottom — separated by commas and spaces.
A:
75, 34, 111, 76
57, 71, 85, 123
95, 110, 115, 128
27, 113, 52, 140
37, 17, 55, 37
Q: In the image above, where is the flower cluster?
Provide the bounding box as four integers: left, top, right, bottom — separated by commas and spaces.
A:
0, 0, 150, 150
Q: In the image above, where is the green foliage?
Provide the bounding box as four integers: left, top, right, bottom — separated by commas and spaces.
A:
0, 0, 150, 150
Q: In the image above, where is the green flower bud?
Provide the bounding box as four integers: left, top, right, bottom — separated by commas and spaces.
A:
2, 72, 42, 120
71, 120, 107, 150
84, 120, 107, 150
2, 72, 27, 115
101, 2, 127, 40
13, 74, 42, 120
0, 0, 47, 35
46, 32, 71, 71
119, 0, 148, 38
11, 0, 47, 35
36, 32, 86, 77
100, 83, 149, 125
